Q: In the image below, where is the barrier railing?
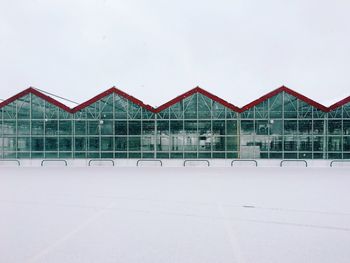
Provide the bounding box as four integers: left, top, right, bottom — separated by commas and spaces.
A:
280, 160, 308, 167
183, 159, 210, 167
0, 159, 21, 166
88, 159, 115, 167
231, 159, 258, 167
330, 160, 350, 167
41, 159, 68, 167
136, 159, 163, 167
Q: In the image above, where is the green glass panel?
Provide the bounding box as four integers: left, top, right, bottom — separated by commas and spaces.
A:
18, 120, 30, 135
31, 95, 45, 119
31, 137, 44, 151
213, 102, 225, 119
129, 121, 141, 135
142, 136, 154, 151
88, 121, 100, 135
183, 95, 197, 119
269, 93, 282, 119
344, 120, 350, 135
45, 137, 58, 151
283, 94, 297, 118
142, 121, 155, 135
75, 121, 87, 135
59, 121, 72, 135
328, 120, 342, 135
226, 136, 238, 151
115, 137, 127, 151
75, 137, 86, 151
45, 120, 58, 135
115, 96, 128, 119
213, 136, 225, 151
3, 121, 16, 135
17, 137, 30, 151
255, 101, 268, 119
128, 137, 141, 151
284, 120, 297, 134
255, 120, 268, 135
101, 120, 113, 135
328, 136, 342, 151
241, 120, 254, 135
313, 136, 324, 151
32, 121, 44, 135
213, 120, 225, 135
198, 121, 211, 134
198, 94, 211, 119
88, 137, 99, 151
101, 137, 113, 151
170, 121, 183, 134
157, 121, 169, 135
59, 137, 72, 151
100, 95, 114, 119
299, 120, 312, 135
115, 121, 127, 135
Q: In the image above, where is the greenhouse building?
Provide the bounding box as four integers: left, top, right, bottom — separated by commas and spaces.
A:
0, 86, 349, 161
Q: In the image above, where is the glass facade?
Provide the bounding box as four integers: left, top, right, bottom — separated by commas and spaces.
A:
0, 89, 349, 159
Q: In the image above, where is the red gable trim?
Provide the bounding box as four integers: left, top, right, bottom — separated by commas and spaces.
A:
0, 87, 72, 113
155, 86, 240, 113
0, 85, 349, 114
328, 96, 350, 112
240, 86, 329, 112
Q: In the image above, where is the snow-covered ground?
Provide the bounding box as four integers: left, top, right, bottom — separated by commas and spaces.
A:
1, 167, 350, 263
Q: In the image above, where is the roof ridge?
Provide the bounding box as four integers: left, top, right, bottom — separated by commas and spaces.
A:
0, 86, 349, 113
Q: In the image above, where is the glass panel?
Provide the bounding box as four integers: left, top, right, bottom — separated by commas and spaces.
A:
198, 94, 211, 119
32, 137, 44, 151
88, 121, 100, 135
45, 120, 58, 135
183, 95, 197, 119
32, 121, 44, 135
101, 137, 113, 151
115, 137, 127, 151
129, 121, 141, 135
59, 137, 72, 151
18, 120, 30, 135
129, 137, 141, 151
59, 121, 72, 135
75, 137, 86, 151
115, 121, 127, 135
269, 93, 282, 119
101, 120, 113, 135
75, 121, 87, 135
328, 120, 342, 135
299, 120, 312, 135
284, 120, 297, 135
241, 120, 254, 135
88, 137, 99, 151
45, 137, 58, 151
284, 94, 297, 118
328, 136, 342, 151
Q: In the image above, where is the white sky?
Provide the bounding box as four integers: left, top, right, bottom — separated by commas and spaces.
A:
1, 0, 350, 108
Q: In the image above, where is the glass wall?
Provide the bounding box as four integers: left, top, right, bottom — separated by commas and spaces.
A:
0, 90, 349, 159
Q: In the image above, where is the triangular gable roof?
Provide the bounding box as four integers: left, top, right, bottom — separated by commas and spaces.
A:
240, 86, 329, 112
0, 85, 349, 114
0, 87, 72, 112
155, 86, 240, 113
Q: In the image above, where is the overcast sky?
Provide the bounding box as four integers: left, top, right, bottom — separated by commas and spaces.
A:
1, 0, 350, 108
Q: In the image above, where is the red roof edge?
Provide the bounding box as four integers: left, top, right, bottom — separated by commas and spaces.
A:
1, 85, 349, 114
0, 87, 73, 112
71, 87, 155, 113
328, 96, 350, 111
240, 86, 329, 112
155, 86, 240, 113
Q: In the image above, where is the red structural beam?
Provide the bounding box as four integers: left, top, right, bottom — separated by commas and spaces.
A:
0, 85, 349, 113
